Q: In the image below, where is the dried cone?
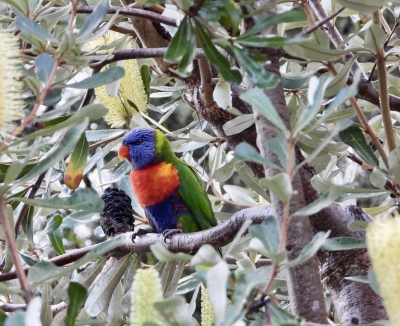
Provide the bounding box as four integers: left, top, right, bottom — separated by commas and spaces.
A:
100, 187, 135, 237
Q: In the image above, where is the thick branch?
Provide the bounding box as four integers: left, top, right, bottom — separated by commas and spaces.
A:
253, 48, 326, 323
0, 207, 270, 282
299, 154, 388, 324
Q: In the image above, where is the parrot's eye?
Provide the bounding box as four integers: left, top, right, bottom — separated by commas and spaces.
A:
133, 139, 143, 145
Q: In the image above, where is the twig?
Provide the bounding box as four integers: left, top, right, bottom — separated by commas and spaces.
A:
308, 0, 367, 79
372, 11, 397, 152
0, 196, 31, 301
14, 173, 46, 235
89, 48, 205, 69
297, 6, 345, 37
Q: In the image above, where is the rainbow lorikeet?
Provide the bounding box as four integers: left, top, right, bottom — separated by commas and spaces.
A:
118, 127, 219, 245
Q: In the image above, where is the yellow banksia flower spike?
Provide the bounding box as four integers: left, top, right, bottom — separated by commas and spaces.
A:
201, 283, 214, 326
366, 217, 400, 325
85, 31, 147, 128
0, 30, 25, 134
130, 268, 163, 326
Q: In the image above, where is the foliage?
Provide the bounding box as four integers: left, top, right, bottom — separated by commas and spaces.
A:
0, 0, 399, 325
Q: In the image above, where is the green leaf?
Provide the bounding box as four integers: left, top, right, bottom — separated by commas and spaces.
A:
293, 75, 331, 134
284, 41, 356, 61
194, 19, 242, 84
48, 228, 66, 255
237, 165, 270, 202
220, 0, 240, 36
15, 16, 58, 43
233, 142, 282, 171
236, 36, 305, 47
249, 216, 280, 255
283, 231, 330, 268
259, 173, 292, 204
13, 188, 103, 212
140, 65, 151, 103
65, 283, 87, 326
240, 88, 288, 133
150, 242, 193, 262
85, 129, 125, 142
221, 269, 265, 326
238, 10, 307, 38
108, 282, 124, 326
45, 214, 63, 234
339, 125, 379, 167
165, 17, 196, 77
388, 146, 400, 184
11, 104, 108, 147
321, 237, 367, 251
4, 311, 25, 326
84, 255, 131, 317
35, 53, 54, 84
222, 114, 254, 136
165, 17, 191, 63
13, 121, 88, 186
334, 0, 384, 13
154, 296, 190, 326
294, 185, 347, 217
67, 66, 125, 89
77, 0, 109, 40
21, 200, 34, 243
268, 302, 303, 324
232, 47, 278, 88
297, 119, 353, 169
324, 55, 360, 97
28, 235, 125, 285
368, 268, 381, 295
345, 275, 369, 284
347, 220, 369, 231
206, 261, 230, 326
267, 135, 290, 171
64, 135, 89, 190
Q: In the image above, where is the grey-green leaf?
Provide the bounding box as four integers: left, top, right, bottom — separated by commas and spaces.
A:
284, 231, 330, 268
35, 53, 55, 84
240, 88, 288, 133
77, 0, 109, 40
15, 16, 58, 43
67, 67, 125, 89
321, 237, 367, 251
13, 188, 104, 212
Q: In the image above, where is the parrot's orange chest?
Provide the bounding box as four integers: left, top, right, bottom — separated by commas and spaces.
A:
130, 162, 180, 207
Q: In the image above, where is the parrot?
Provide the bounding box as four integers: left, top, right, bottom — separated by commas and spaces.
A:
118, 127, 220, 249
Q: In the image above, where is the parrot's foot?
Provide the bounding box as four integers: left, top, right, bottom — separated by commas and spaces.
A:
162, 229, 183, 243
131, 228, 154, 243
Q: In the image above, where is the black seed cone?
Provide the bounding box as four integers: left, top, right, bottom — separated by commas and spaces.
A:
100, 187, 135, 237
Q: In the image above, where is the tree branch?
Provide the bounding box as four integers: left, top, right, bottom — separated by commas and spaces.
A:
0, 207, 270, 282
89, 48, 205, 68
41, 6, 178, 27
253, 48, 327, 323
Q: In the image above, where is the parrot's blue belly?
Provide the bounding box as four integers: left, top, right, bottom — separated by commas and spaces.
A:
144, 190, 189, 233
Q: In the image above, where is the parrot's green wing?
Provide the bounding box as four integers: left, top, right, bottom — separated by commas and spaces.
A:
174, 160, 217, 232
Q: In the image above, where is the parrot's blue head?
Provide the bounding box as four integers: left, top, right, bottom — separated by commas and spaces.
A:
118, 127, 158, 170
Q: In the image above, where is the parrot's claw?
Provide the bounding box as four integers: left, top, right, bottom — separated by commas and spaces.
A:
162, 229, 183, 243
131, 228, 154, 243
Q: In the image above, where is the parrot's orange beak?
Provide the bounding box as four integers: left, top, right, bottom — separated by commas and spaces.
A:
118, 144, 130, 160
